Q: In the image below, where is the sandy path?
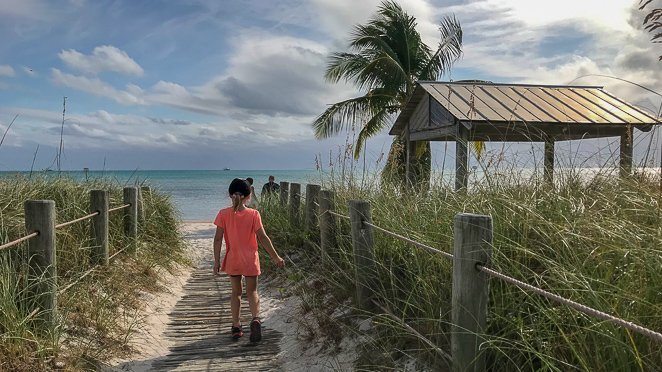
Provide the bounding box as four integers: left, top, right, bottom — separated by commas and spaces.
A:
105, 222, 358, 371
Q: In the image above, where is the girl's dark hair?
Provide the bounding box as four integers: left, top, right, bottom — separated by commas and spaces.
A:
246, 177, 254, 185
229, 178, 251, 211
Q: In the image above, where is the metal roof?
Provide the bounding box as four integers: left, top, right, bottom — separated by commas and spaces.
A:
389, 81, 660, 135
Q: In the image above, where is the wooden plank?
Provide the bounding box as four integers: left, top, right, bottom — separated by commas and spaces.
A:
409, 94, 430, 131
410, 125, 456, 141
153, 254, 283, 370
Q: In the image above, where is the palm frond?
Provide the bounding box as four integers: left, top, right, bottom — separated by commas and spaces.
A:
354, 108, 391, 158
312, 92, 395, 139
420, 15, 463, 80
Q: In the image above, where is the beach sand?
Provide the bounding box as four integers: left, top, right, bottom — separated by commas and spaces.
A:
105, 222, 358, 371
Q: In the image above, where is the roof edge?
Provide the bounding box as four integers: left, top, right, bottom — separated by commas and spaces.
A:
416, 80, 604, 89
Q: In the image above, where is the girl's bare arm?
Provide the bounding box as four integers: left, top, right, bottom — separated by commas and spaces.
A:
257, 227, 284, 268
213, 226, 224, 274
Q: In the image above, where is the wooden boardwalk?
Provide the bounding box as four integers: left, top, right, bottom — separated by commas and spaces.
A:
151, 249, 282, 371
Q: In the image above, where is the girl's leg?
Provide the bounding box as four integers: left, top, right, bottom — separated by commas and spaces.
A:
229, 275, 243, 326
245, 276, 260, 319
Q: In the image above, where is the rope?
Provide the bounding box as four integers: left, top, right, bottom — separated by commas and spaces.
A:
371, 299, 452, 363
364, 221, 453, 260
58, 265, 98, 294
108, 203, 131, 213
55, 211, 100, 229
109, 245, 129, 260
477, 264, 662, 343
0, 231, 39, 251
59, 245, 130, 295
328, 210, 350, 220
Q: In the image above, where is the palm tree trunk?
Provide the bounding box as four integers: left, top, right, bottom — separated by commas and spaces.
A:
381, 135, 431, 190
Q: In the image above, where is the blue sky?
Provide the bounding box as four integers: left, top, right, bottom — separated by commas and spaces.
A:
0, 0, 660, 171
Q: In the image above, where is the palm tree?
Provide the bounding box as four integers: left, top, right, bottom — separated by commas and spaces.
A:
313, 0, 462, 187
639, 0, 661, 61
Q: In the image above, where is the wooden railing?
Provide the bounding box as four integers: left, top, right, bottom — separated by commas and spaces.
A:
276, 181, 662, 371
0, 186, 150, 323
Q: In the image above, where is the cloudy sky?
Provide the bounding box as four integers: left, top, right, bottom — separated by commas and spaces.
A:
0, 0, 660, 171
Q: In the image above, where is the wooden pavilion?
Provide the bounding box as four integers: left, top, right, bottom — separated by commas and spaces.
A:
389, 81, 660, 190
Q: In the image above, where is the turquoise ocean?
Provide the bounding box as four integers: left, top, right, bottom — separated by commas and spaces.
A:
0, 170, 320, 221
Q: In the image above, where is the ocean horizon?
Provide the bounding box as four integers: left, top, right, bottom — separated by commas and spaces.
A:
0, 169, 321, 221
2, 166, 659, 221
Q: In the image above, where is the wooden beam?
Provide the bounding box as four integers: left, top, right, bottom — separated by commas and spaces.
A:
455, 124, 468, 192
620, 126, 633, 177
409, 125, 456, 141
544, 139, 554, 184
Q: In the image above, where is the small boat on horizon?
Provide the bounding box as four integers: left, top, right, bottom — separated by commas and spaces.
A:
223, 168, 231, 171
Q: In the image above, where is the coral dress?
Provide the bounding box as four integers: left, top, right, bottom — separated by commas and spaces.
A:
213, 207, 263, 276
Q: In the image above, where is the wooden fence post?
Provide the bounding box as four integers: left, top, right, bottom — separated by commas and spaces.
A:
305, 184, 321, 237
319, 190, 336, 255
24, 200, 57, 323
279, 182, 289, 207
123, 187, 138, 254
90, 190, 109, 266
452, 213, 493, 372
349, 200, 376, 311
289, 183, 301, 224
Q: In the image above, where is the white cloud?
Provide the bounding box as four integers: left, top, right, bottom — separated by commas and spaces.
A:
58, 45, 144, 76
309, 0, 441, 47
443, 0, 661, 109
0, 65, 15, 77
51, 68, 144, 105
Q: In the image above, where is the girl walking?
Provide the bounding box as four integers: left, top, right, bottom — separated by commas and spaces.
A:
213, 178, 284, 342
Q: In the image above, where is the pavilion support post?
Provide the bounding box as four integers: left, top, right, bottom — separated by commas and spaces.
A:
544, 139, 555, 184
620, 126, 633, 178
455, 124, 468, 192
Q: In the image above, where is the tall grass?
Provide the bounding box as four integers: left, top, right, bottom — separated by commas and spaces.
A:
261, 162, 662, 371
0, 175, 186, 371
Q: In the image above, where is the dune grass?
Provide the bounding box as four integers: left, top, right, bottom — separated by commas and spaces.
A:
0, 175, 186, 371
260, 168, 662, 371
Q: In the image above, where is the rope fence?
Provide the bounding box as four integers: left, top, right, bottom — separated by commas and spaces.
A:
476, 264, 662, 343
1, 201, 133, 253
0, 231, 39, 251
55, 211, 100, 229
0, 187, 144, 324
363, 221, 454, 260
279, 181, 661, 370
59, 244, 131, 295
328, 210, 350, 220
109, 203, 131, 213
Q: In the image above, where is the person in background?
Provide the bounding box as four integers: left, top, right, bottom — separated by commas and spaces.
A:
213, 178, 285, 342
245, 177, 259, 208
261, 175, 280, 196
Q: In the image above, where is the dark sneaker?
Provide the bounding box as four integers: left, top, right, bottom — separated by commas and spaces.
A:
231, 325, 244, 340
249, 318, 262, 342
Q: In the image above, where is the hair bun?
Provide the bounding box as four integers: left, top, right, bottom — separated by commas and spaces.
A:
228, 178, 251, 197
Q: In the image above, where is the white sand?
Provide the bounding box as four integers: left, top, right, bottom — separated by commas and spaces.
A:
105, 222, 360, 371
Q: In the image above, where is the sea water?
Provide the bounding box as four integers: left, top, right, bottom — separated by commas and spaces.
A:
0, 170, 320, 221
